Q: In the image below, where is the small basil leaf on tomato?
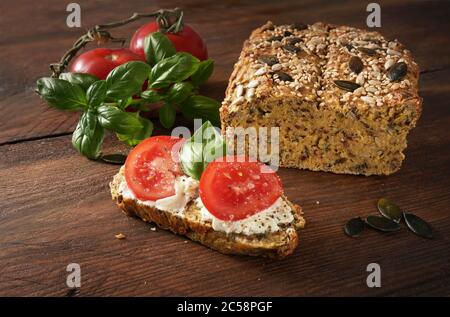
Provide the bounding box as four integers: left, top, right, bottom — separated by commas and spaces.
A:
86, 80, 107, 109
159, 102, 176, 129
72, 110, 104, 159
97, 105, 143, 134
116, 115, 154, 146
149, 52, 199, 89
180, 95, 221, 127
36, 77, 88, 110
106, 61, 151, 99
180, 121, 227, 180
59, 72, 99, 91
140, 89, 162, 103
144, 32, 176, 66
191, 59, 214, 87
167, 82, 193, 104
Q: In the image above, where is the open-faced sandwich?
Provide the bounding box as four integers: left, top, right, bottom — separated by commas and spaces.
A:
110, 123, 305, 258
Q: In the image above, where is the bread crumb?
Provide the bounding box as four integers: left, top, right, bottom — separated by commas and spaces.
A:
150, 227, 156, 231
115, 233, 126, 239
316, 201, 320, 205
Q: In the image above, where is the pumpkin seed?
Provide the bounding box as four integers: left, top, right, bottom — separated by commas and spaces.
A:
258, 55, 279, 66
366, 215, 401, 232
283, 44, 301, 54
101, 154, 127, 165
268, 35, 283, 42
288, 37, 302, 45
274, 71, 293, 82
358, 47, 377, 56
344, 217, 365, 237
334, 80, 360, 92
387, 62, 407, 82
404, 212, 433, 239
292, 22, 308, 30
377, 198, 402, 223
349, 56, 364, 74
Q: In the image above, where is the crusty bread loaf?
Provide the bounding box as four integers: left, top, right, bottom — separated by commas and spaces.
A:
110, 168, 305, 258
220, 21, 422, 176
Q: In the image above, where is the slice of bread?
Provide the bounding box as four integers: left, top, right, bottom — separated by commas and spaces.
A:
110, 168, 305, 258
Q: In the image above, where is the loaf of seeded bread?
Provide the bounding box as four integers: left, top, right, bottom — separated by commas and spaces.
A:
110, 167, 305, 258
220, 21, 422, 175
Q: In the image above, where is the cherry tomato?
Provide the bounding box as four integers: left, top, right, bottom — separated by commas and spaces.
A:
125, 136, 185, 201
199, 156, 283, 221
70, 48, 144, 80
129, 22, 208, 61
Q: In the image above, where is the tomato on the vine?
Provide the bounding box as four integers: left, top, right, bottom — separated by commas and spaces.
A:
70, 48, 144, 80
129, 22, 208, 61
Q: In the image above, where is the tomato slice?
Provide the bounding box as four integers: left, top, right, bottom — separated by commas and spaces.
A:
125, 136, 185, 201
199, 156, 283, 221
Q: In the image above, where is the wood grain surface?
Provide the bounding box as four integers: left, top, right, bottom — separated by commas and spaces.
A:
0, 0, 449, 296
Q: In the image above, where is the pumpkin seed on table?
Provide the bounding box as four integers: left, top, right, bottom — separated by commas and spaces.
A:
377, 198, 402, 223
366, 215, 401, 232
334, 80, 360, 92
403, 212, 434, 239
344, 217, 365, 237
387, 62, 407, 82
101, 154, 127, 165
349, 56, 364, 74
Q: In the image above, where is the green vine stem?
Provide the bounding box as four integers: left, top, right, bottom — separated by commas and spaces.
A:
49, 7, 184, 78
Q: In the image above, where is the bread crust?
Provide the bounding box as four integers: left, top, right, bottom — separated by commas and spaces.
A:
110, 169, 305, 258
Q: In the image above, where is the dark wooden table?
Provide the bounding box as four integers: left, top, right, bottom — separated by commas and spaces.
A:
1, 0, 449, 296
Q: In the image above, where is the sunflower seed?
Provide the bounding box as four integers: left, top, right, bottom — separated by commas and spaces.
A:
259, 55, 279, 66
268, 35, 283, 42
387, 62, 407, 82
101, 154, 127, 165
366, 215, 401, 232
344, 43, 354, 51
284, 31, 293, 37
358, 47, 377, 56
334, 80, 360, 92
377, 198, 402, 223
283, 44, 301, 54
288, 37, 302, 45
349, 56, 364, 74
274, 71, 293, 82
292, 22, 308, 30
344, 217, 365, 237
404, 212, 433, 239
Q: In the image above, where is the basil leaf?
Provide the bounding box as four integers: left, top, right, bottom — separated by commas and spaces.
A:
159, 103, 176, 129
140, 89, 162, 103
106, 61, 151, 99
86, 80, 107, 108
191, 59, 214, 87
144, 32, 176, 66
36, 77, 87, 110
179, 121, 227, 180
72, 110, 104, 159
167, 82, 193, 104
180, 95, 221, 126
97, 105, 143, 134
117, 115, 153, 146
149, 52, 199, 89
59, 72, 99, 91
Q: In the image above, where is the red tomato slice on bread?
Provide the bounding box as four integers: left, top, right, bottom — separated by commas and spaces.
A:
125, 136, 185, 201
199, 156, 283, 221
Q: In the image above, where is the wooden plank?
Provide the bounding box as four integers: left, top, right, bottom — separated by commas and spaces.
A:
0, 0, 449, 144
1, 68, 450, 296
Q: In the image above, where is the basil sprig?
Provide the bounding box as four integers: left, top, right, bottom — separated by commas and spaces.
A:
36, 32, 220, 161
179, 121, 228, 180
